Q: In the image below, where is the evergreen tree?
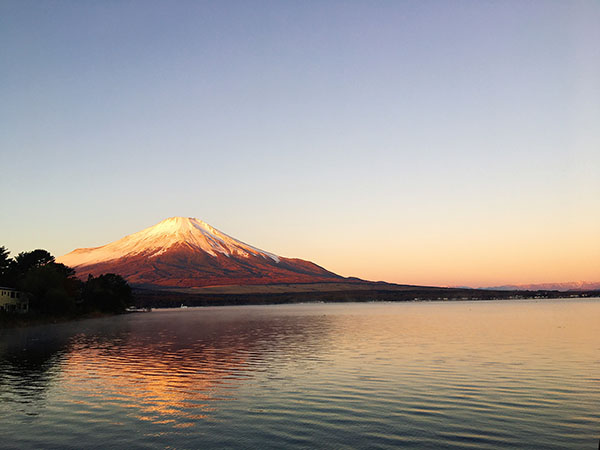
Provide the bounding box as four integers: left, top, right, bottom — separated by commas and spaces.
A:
1, 246, 132, 316
82, 273, 131, 313
0, 246, 12, 286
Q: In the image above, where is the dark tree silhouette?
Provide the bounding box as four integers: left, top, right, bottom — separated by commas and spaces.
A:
14, 249, 55, 273
0, 246, 11, 286
19, 262, 82, 314
82, 273, 131, 313
0, 246, 10, 274
1, 246, 132, 317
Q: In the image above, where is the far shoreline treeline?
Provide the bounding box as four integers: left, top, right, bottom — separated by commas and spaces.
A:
0, 246, 132, 324
131, 284, 599, 308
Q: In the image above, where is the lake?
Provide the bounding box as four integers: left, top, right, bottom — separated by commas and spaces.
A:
1, 299, 599, 449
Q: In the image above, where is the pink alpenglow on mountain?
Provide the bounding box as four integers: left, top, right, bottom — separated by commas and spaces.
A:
57, 217, 342, 288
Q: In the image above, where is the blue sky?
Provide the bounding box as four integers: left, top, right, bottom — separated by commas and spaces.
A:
1, 1, 599, 286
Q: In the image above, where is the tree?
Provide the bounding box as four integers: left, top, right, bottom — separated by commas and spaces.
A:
1, 248, 81, 314
82, 273, 131, 313
0, 246, 12, 285
0, 246, 10, 274
1, 246, 132, 316
20, 263, 82, 314
14, 249, 55, 273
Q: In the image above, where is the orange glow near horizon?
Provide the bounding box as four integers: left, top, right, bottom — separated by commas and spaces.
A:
269, 209, 600, 287
6, 203, 600, 289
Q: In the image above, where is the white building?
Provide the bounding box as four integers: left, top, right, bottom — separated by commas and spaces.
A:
0, 287, 29, 313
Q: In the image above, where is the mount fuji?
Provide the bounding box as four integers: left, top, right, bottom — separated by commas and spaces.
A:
57, 217, 343, 288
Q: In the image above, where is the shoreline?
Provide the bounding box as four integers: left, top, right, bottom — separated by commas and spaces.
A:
146, 296, 600, 311
3, 292, 598, 329
0, 310, 118, 329
132, 285, 600, 309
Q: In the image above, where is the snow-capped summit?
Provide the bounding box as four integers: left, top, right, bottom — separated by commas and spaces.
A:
59, 217, 280, 268
57, 217, 340, 288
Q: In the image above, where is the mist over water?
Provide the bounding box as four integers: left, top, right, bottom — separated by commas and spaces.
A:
1, 299, 599, 449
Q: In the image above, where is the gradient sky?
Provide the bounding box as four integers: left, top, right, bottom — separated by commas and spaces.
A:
1, 1, 599, 287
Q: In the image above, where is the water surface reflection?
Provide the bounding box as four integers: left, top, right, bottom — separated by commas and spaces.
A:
2, 308, 333, 427
1, 300, 599, 449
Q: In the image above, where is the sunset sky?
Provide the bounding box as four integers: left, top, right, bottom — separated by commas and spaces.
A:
1, 1, 599, 287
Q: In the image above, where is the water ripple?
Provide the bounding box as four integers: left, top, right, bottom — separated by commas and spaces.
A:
0, 300, 599, 449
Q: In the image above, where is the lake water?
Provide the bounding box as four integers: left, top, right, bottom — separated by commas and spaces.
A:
1, 299, 599, 449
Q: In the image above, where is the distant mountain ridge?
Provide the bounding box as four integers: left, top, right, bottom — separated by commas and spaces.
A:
57, 217, 343, 288
481, 281, 600, 292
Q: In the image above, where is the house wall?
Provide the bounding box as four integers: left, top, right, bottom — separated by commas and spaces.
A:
0, 289, 29, 313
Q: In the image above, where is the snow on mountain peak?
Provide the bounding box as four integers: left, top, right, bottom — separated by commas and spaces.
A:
57, 217, 280, 268
151, 217, 214, 235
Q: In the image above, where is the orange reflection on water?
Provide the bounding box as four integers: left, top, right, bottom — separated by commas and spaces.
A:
2, 301, 599, 448
57, 310, 332, 426
62, 338, 249, 424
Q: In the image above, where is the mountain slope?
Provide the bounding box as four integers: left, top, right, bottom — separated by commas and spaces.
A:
57, 217, 342, 288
